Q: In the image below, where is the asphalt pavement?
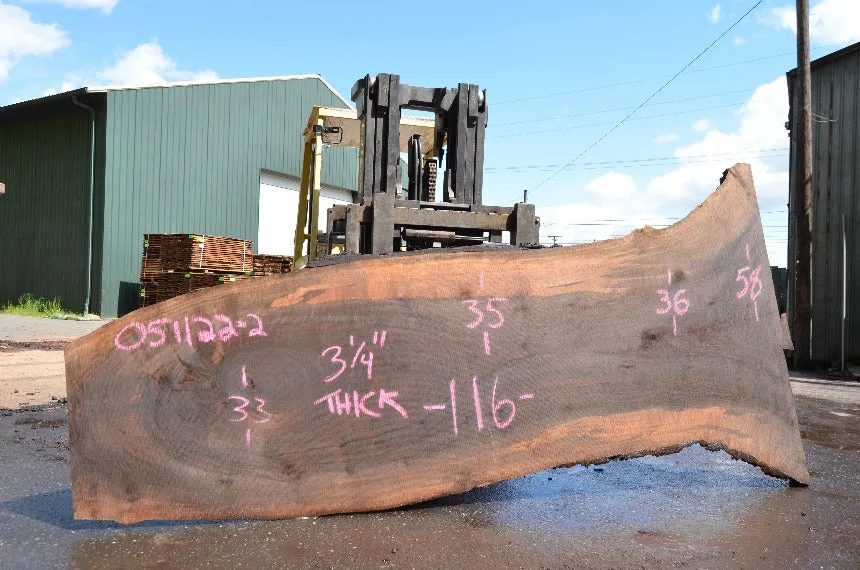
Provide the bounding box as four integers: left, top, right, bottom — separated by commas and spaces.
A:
1, 384, 858, 569
0, 315, 107, 344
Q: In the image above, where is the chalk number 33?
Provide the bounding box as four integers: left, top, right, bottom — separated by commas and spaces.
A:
228, 396, 271, 423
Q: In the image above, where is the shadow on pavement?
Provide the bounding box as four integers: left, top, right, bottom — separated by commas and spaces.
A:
0, 489, 222, 531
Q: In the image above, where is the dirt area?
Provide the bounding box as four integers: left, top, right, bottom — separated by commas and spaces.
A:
0, 315, 106, 409
0, 349, 67, 409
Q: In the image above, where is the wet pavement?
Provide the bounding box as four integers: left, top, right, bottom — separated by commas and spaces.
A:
1, 388, 858, 569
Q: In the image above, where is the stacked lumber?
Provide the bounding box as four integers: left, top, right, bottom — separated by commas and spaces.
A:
138, 234, 292, 309
142, 272, 250, 306
139, 234, 165, 279
252, 254, 294, 276
158, 234, 253, 273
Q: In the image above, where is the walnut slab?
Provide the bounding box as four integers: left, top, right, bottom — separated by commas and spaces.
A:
65, 163, 809, 524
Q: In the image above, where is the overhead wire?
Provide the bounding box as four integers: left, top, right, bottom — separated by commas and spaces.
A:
491, 87, 760, 127
489, 100, 771, 138
493, 42, 842, 106
530, 0, 766, 191
483, 146, 789, 172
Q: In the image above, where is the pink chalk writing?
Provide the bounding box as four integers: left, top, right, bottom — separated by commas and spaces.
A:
321, 345, 347, 383
192, 316, 215, 343
425, 376, 533, 435
146, 318, 171, 348
656, 269, 690, 336
320, 330, 387, 383
228, 365, 271, 451
462, 298, 506, 329
736, 244, 764, 322
184, 317, 193, 346
214, 315, 238, 343
462, 276, 507, 356
248, 313, 267, 337
492, 376, 516, 430
379, 389, 408, 419
227, 395, 271, 423
314, 388, 406, 419
228, 396, 251, 422
113, 313, 267, 352
114, 321, 147, 351
449, 378, 458, 435
472, 376, 485, 431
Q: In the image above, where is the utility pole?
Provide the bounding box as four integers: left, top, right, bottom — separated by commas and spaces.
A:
792, 0, 813, 368
549, 235, 561, 246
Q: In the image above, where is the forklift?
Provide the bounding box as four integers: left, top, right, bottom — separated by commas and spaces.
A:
293, 73, 540, 268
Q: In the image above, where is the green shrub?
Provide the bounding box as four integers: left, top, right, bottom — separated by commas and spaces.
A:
1, 293, 65, 318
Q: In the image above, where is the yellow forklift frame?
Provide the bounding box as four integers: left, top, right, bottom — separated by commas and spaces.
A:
294, 105, 443, 267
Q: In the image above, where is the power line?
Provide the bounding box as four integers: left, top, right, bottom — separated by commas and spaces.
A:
492, 88, 758, 127
490, 100, 773, 139
485, 152, 787, 173
484, 146, 789, 171
493, 43, 841, 106
530, 0, 766, 191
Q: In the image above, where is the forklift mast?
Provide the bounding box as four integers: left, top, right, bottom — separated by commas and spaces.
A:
351, 73, 486, 205
295, 73, 540, 264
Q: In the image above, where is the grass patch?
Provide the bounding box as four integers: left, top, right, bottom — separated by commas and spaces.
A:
1, 294, 73, 319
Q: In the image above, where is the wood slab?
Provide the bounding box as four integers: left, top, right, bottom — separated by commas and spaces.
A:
65, 164, 809, 524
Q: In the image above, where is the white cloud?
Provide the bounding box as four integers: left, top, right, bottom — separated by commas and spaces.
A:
541, 77, 792, 265
0, 3, 69, 83
708, 4, 721, 24
30, 0, 118, 13
732, 36, 747, 46
768, 0, 860, 44
42, 80, 76, 96
538, 173, 672, 247
692, 118, 712, 132
97, 40, 217, 87
654, 133, 680, 144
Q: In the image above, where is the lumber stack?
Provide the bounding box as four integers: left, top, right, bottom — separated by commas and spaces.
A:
252, 254, 294, 276
139, 234, 292, 308
158, 234, 253, 273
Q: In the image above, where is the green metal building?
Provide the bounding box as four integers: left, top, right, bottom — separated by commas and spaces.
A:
786, 42, 860, 365
0, 75, 357, 317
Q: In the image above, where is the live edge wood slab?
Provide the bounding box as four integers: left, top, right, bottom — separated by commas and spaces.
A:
65, 164, 809, 524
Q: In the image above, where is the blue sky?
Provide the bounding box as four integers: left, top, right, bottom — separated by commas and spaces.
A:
2, 0, 859, 265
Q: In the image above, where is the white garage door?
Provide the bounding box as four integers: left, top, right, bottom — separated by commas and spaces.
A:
258, 171, 354, 256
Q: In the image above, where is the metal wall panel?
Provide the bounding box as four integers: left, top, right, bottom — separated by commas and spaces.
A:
0, 102, 105, 314
101, 78, 356, 316
788, 45, 860, 363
